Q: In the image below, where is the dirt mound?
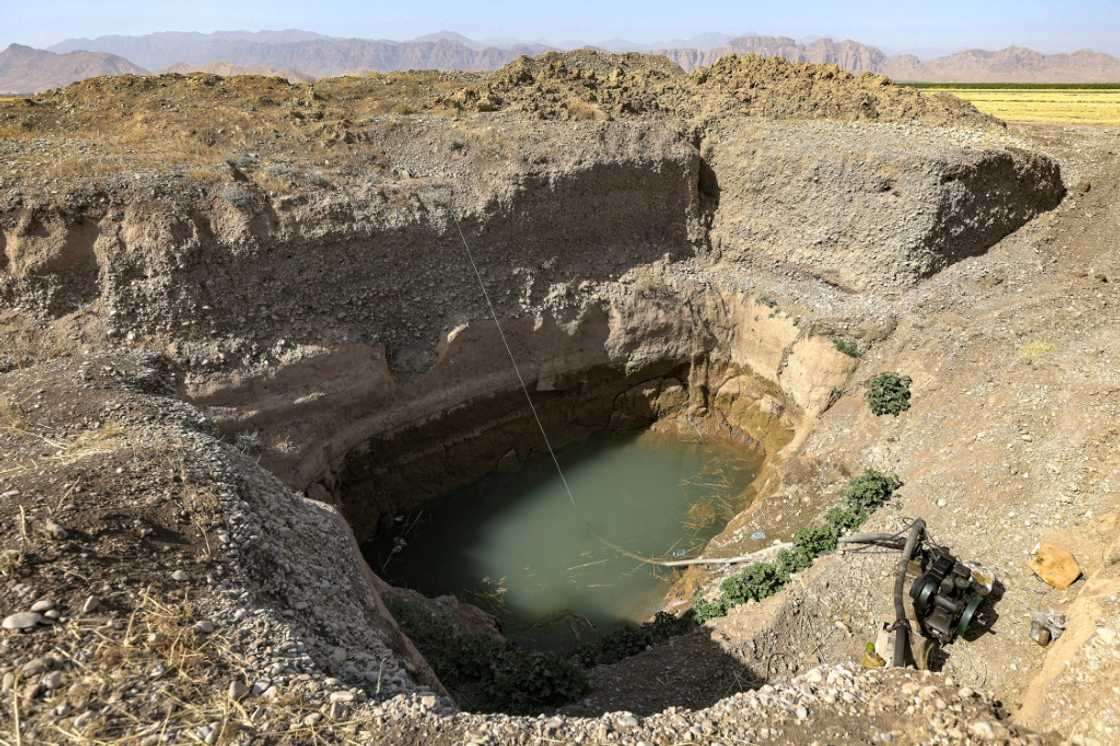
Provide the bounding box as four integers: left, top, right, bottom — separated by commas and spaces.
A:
691, 54, 1000, 126
444, 50, 999, 127
440, 50, 689, 119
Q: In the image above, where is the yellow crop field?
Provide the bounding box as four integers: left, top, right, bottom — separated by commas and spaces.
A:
934, 88, 1120, 125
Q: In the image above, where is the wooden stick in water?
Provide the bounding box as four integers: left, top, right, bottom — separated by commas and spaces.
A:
643, 541, 793, 568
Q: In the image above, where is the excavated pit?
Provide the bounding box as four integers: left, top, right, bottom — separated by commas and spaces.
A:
0, 58, 1075, 728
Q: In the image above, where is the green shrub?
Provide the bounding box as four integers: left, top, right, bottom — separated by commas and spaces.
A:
866, 372, 912, 416
692, 470, 903, 625
775, 546, 813, 578
485, 648, 590, 712
793, 524, 840, 558
833, 338, 862, 358
825, 504, 864, 533
840, 469, 903, 513
385, 595, 588, 712
577, 611, 695, 666
692, 596, 728, 623
721, 562, 785, 605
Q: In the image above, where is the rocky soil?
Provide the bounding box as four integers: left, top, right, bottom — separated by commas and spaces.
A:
0, 52, 1116, 744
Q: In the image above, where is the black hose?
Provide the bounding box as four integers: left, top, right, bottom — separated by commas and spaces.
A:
893, 519, 926, 667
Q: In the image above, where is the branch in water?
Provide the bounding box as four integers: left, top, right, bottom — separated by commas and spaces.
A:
645, 541, 793, 568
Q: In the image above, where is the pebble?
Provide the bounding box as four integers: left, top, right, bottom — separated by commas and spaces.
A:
171, 570, 189, 582
193, 620, 215, 634
969, 721, 996, 740
616, 713, 639, 728
42, 519, 69, 540
30, 599, 56, 613
228, 679, 249, 700
81, 595, 100, 614
329, 690, 356, 704
42, 671, 62, 689
2, 612, 43, 630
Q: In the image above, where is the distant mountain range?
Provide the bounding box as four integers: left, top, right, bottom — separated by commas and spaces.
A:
47, 30, 551, 79
0, 43, 146, 94
658, 36, 1120, 82
1, 30, 1118, 94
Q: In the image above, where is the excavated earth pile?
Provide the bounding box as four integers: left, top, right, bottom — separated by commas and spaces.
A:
1, 50, 1115, 744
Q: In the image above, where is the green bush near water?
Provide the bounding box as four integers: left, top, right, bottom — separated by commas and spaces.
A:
690, 469, 902, 621
721, 562, 785, 605
576, 611, 694, 667
384, 595, 589, 712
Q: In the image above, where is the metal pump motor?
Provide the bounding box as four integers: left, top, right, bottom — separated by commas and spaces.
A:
842, 519, 997, 667
908, 544, 992, 645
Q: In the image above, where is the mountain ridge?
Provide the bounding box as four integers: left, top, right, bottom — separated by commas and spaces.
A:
0, 43, 147, 94
0, 30, 1114, 94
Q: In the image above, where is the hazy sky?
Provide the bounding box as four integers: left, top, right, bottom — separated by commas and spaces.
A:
5, 0, 1119, 56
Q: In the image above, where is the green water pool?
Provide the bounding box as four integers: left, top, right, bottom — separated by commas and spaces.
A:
373, 430, 762, 651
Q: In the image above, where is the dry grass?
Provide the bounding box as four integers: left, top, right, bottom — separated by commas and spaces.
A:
1020, 339, 1057, 362
10, 589, 314, 745
0, 586, 403, 745
566, 98, 608, 121
0, 416, 124, 479
938, 88, 1120, 125
53, 423, 126, 466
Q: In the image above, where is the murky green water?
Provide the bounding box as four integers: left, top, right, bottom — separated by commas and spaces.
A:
375, 431, 762, 651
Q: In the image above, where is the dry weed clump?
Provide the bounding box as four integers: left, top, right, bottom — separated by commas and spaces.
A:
8, 586, 406, 745
8, 589, 331, 745
1020, 339, 1057, 362
565, 98, 608, 121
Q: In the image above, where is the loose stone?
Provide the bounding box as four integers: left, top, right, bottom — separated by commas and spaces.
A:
2, 612, 43, 630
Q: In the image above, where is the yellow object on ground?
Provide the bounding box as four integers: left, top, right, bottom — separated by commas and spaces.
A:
861, 641, 887, 668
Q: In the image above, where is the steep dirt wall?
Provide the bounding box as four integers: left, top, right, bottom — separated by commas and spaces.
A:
0, 114, 1060, 532
704, 118, 1063, 290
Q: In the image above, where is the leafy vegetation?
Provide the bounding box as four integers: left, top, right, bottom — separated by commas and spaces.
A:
721, 562, 784, 605
692, 597, 729, 623
690, 469, 901, 621
832, 337, 862, 358
866, 372, 912, 416
385, 595, 589, 713
576, 611, 694, 667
